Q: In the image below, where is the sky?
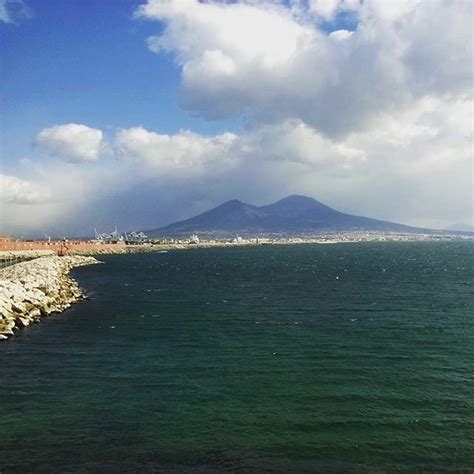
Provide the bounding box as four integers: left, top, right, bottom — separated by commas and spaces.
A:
0, 0, 473, 237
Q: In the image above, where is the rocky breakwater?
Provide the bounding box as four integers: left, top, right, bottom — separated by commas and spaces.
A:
0, 256, 100, 340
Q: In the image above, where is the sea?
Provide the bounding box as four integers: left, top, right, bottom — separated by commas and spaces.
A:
1, 242, 473, 473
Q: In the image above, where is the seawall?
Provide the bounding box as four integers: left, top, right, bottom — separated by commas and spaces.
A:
0, 256, 100, 340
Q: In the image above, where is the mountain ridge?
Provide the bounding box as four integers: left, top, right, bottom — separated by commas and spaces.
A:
145, 195, 426, 237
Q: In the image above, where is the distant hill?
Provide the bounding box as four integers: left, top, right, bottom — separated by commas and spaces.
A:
145, 195, 425, 237
443, 223, 474, 233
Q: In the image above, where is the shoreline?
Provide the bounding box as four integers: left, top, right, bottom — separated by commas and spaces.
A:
1, 236, 472, 261
1, 238, 471, 340
0, 255, 100, 341
67, 237, 473, 257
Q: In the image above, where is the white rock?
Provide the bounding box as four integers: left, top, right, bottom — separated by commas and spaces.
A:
0, 255, 100, 341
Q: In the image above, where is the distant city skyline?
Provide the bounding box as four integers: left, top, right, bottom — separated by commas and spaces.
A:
1, 0, 473, 237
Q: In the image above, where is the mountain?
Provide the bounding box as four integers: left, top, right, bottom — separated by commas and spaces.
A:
146, 195, 424, 237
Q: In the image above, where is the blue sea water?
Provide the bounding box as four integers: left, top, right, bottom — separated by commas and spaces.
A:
0, 242, 473, 472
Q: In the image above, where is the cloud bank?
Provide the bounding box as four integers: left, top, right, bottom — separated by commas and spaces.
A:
137, 0, 472, 137
0, 173, 51, 205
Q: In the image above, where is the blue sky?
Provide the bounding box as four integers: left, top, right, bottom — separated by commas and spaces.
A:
1, 0, 241, 171
1, 0, 472, 236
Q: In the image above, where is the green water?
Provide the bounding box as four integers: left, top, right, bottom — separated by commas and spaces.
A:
1, 242, 473, 472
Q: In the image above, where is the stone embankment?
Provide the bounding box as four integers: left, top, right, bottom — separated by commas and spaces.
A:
0, 256, 100, 340
0, 250, 56, 269
0, 249, 56, 260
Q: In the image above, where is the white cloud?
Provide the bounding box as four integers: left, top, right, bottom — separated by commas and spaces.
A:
115, 126, 238, 175
329, 29, 353, 41
0, 173, 51, 205
114, 121, 365, 176
138, 0, 313, 68
36, 124, 104, 163
0, 0, 31, 23
237, 120, 367, 170
0, 0, 9, 21
137, 0, 473, 138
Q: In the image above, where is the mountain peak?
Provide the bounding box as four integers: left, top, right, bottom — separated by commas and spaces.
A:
215, 199, 250, 212
220, 199, 244, 207
283, 194, 316, 201
275, 195, 320, 205
263, 194, 334, 216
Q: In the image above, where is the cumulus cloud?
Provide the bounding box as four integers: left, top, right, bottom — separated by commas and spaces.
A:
36, 124, 104, 163
115, 127, 238, 175
237, 120, 366, 169
137, 0, 473, 137
0, 173, 51, 205
113, 121, 367, 184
